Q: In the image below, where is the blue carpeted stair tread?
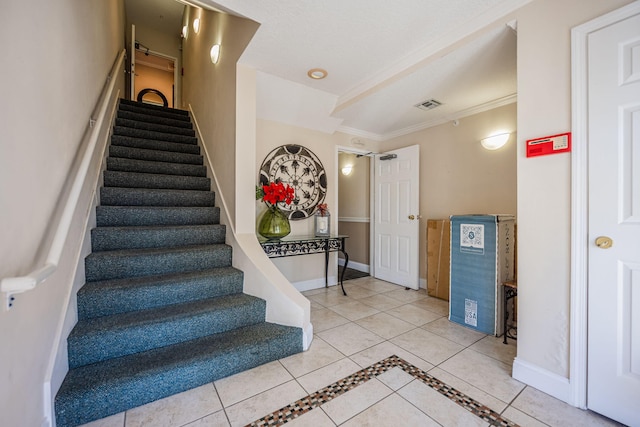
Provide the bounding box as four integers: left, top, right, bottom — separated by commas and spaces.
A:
55, 323, 302, 427
85, 244, 232, 282
107, 157, 206, 177
77, 267, 244, 319
95, 205, 220, 226
100, 187, 215, 207
110, 135, 201, 155
91, 224, 225, 251
110, 145, 202, 164
68, 293, 266, 368
103, 170, 211, 191
117, 109, 193, 129
115, 117, 196, 137
113, 125, 197, 145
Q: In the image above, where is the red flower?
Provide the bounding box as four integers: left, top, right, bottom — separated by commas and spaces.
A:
260, 182, 295, 206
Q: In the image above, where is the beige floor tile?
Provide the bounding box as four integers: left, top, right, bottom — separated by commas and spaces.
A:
125, 384, 222, 427
321, 378, 392, 425
183, 410, 230, 427
317, 322, 385, 356
341, 284, 380, 299
279, 336, 345, 378
214, 361, 292, 407
439, 348, 524, 403
501, 407, 549, 427
341, 393, 440, 427
349, 341, 434, 373
376, 366, 415, 391
296, 357, 362, 394
422, 316, 486, 346
355, 312, 416, 339
225, 380, 307, 427
410, 297, 450, 316
511, 386, 624, 427
383, 288, 428, 303
391, 328, 464, 365
428, 367, 508, 414
307, 290, 350, 307
359, 279, 405, 293
309, 300, 325, 310
302, 287, 331, 297
386, 303, 442, 326
398, 380, 489, 427
328, 300, 380, 321
357, 293, 405, 311
469, 334, 517, 365
285, 408, 336, 426
79, 413, 125, 427
310, 308, 350, 332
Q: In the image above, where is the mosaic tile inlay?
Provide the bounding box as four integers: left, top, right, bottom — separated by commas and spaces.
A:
246, 354, 518, 427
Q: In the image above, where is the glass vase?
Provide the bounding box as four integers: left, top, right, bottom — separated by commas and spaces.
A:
258, 206, 291, 239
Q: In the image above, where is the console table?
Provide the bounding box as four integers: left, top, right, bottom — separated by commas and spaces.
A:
258, 235, 349, 296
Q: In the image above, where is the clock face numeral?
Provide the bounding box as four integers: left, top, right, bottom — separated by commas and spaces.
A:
259, 144, 327, 220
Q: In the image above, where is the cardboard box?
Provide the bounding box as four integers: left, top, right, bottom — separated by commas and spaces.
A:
426, 219, 450, 301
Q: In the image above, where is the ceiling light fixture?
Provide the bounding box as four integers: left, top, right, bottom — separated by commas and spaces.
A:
481, 132, 510, 150
307, 68, 328, 80
193, 18, 200, 34
210, 44, 221, 64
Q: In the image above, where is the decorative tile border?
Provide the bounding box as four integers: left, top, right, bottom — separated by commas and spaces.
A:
246, 355, 518, 426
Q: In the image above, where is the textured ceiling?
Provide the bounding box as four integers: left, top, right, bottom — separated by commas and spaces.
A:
125, 0, 529, 140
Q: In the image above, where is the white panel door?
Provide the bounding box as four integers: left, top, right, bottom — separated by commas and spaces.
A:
374, 145, 420, 289
130, 24, 136, 100
587, 8, 640, 426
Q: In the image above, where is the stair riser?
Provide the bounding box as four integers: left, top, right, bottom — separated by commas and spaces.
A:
85, 245, 232, 282
117, 110, 193, 130
96, 206, 220, 227
115, 118, 196, 137
107, 157, 206, 177
68, 298, 266, 368
109, 145, 202, 165
91, 225, 225, 251
78, 268, 244, 320
110, 135, 201, 155
100, 187, 215, 207
119, 99, 190, 119
114, 126, 197, 145
55, 326, 302, 427
103, 171, 211, 191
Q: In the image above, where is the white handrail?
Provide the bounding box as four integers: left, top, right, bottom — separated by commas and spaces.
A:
0, 49, 126, 299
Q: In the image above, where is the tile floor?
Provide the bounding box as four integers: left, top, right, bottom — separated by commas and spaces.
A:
81, 276, 622, 427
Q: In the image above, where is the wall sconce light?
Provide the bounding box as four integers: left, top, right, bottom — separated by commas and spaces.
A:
210, 44, 221, 64
181, 25, 188, 39
193, 18, 201, 34
341, 165, 353, 176
481, 132, 510, 150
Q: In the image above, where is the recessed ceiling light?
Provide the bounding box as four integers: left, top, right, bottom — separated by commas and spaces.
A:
307, 68, 328, 80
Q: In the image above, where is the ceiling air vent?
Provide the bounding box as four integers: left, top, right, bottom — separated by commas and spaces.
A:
415, 99, 442, 111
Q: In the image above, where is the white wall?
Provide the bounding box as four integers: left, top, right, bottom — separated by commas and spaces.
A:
0, 1, 125, 425
512, 0, 633, 399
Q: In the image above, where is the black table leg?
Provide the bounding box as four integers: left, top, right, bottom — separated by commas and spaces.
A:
339, 250, 348, 296
324, 243, 329, 288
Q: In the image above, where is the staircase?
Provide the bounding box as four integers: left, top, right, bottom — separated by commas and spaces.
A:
55, 99, 302, 427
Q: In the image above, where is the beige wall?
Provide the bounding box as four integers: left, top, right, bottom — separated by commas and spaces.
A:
0, 1, 125, 424
134, 62, 174, 107
513, 0, 633, 383
182, 6, 259, 230
383, 103, 517, 282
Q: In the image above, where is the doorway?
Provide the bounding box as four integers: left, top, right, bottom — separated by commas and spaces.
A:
133, 48, 177, 108
337, 149, 373, 277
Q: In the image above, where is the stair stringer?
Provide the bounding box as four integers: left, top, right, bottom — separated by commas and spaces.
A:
189, 107, 313, 350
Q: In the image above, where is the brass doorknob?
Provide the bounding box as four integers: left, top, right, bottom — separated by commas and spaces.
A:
595, 236, 613, 249
408, 215, 415, 220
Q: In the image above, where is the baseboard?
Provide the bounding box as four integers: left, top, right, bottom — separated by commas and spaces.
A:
512, 357, 571, 404
292, 276, 338, 292
420, 277, 427, 289
302, 322, 313, 351
338, 259, 369, 273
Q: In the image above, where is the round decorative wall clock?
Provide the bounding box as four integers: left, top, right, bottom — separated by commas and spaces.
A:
259, 144, 327, 220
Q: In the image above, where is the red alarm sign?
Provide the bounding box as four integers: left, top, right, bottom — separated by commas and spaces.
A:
526, 132, 571, 157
